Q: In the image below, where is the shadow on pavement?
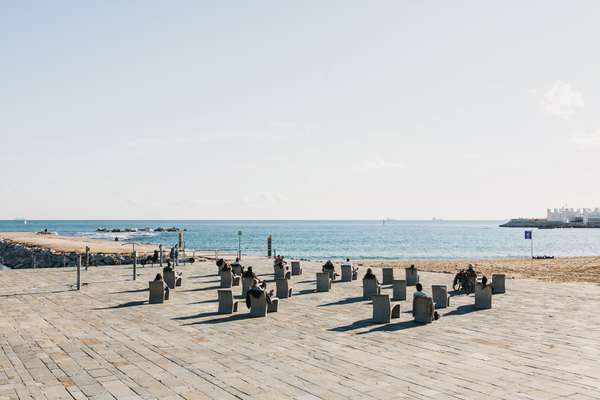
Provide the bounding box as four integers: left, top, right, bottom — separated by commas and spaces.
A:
318, 296, 367, 307
183, 313, 253, 325
329, 319, 376, 332
444, 304, 479, 316
173, 311, 221, 320
95, 300, 147, 309
358, 319, 421, 334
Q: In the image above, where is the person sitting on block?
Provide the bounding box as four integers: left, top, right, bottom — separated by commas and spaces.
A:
363, 268, 378, 283
163, 261, 173, 272
242, 266, 256, 279
242, 266, 264, 284
322, 260, 338, 279
412, 283, 439, 320
216, 258, 232, 272
413, 282, 427, 298
231, 257, 244, 272
153, 273, 169, 298
481, 275, 489, 287
245, 279, 275, 308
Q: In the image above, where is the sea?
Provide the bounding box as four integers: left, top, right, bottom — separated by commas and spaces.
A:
3, 220, 600, 260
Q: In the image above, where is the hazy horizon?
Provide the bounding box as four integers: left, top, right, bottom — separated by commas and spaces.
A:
2, 217, 511, 221
2, 2, 599, 220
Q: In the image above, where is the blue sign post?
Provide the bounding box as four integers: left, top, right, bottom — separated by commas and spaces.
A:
524, 230, 533, 261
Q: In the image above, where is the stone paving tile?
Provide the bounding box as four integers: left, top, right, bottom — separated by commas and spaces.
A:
1, 258, 599, 399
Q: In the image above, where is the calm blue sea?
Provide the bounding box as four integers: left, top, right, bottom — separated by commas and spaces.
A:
2, 220, 600, 260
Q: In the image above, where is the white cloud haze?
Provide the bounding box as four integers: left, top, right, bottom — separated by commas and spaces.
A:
542, 81, 584, 119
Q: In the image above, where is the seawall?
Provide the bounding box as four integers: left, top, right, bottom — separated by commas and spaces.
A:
0, 239, 136, 268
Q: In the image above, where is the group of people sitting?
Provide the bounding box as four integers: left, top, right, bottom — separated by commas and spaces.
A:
215, 257, 487, 321
322, 258, 358, 279
362, 266, 440, 320
216, 258, 276, 309
154, 260, 182, 283
452, 264, 489, 292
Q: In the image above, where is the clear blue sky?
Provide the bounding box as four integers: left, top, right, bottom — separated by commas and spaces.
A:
1, 1, 599, 219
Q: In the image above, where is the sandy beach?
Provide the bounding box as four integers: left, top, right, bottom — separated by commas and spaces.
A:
0, 232, 161, 254
363, 257, 600, 284
2, 232, 600, 283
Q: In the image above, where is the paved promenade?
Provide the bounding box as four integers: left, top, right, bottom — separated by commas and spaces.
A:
0, 258, 599, 400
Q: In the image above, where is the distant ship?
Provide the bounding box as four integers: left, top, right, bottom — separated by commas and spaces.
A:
14, 218, 27, 224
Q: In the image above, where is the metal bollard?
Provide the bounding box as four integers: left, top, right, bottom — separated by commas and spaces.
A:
159, 244, 163, 268
85, 246, 90, 271
77, 255, 81, 290
132, 251, 137, 280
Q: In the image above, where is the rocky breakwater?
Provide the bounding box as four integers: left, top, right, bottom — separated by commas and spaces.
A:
0, 239, 136, 269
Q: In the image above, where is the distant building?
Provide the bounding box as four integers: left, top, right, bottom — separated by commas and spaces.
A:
547, 207, 600, 224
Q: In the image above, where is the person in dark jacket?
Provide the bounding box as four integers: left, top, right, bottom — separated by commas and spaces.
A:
242, 266, 256, 278
363, 268, 377, 281
322, 260, 338, 279
163, 261, 173, 272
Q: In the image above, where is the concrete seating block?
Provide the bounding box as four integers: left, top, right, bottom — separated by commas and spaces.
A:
241, 277, 254, 298
276, 279, 293, 298
220, 270, 233, 288
268, 298, 279, 313
492, 274, 506, 294
249, 292, 268, 317
274, 265, 290, 280
405, 267, 419, 286
341, 264, 352, 282
362, 278, 381, 299
316, 272, 331, 292
382, 268, 394, 285
392, 280, 407, 301
475, 283, 492, 309
414, 296, 434, 323
148, 281, 165, 304
291, 261, 302, 276
432, 285, 449, 309
217, 289, 239, 314
372, 294, 401, 323
163, 270, 181, 289
249, 292, 278, 317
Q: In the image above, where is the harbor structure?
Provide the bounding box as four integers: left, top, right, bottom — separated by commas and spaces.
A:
547, 208, 600, 224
